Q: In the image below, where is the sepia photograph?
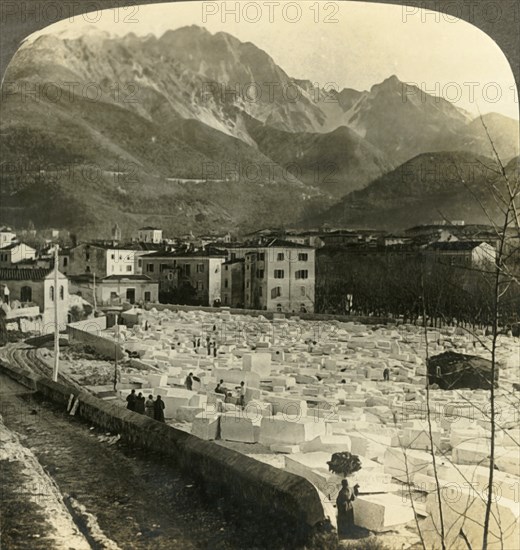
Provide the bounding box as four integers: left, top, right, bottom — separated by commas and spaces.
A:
0, 0, 519, 548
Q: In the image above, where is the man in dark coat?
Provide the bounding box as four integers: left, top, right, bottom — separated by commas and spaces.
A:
126, 389, 137, 411
154, 395, 165, 422
336, 479, 356, 539
185, 373, 194, 391
135, 392, 146, 414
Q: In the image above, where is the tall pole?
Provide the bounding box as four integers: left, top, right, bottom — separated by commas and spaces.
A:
113, 313, 119, 391
52, 245, 60, 382
93, 271, 97, 312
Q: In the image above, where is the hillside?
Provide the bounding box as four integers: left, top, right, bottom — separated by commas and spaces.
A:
310, 152, 519, 230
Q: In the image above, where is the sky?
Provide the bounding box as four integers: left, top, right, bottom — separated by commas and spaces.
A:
27, 1, 519, 119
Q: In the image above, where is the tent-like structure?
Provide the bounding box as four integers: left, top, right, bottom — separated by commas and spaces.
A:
427, 351, 498, 390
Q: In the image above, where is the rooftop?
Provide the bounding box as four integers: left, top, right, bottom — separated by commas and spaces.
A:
0, 267, 52, 281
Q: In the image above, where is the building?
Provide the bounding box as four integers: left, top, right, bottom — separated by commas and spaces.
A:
137, 227, 163, 244
0, 267, 69, 333
226, 239, 316, 312
141, 249, 227, 306
425, 241, 496, 267
69, 273, 158, 306
67, 242, 149, 277
0, 242, 37, 266
221, 259, 245, 308
0, 226, 17, 248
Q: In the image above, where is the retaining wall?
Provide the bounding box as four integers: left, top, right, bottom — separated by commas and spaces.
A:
0, 359, 335, 548
67, 317, 125, 360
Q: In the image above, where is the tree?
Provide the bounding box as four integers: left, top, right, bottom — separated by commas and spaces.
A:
327, 452, 362, 478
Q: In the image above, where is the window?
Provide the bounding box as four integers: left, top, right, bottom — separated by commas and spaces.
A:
86, 265, 91, 273
259, 287, 263, 297
256, 269, 264, 278
63, 257, 68, 267
258, 252, 265, 261
295, 269, 308, 279
277, 253, 284, 261
197, 281, 203, 290
298, 253, 308, 261
126, 265, 132, 272
111, 253, 115, 260
224, 279, 229, 288
274, 269, 284, 279
144, 291, 151, 302
138, 259, 142, 267
271, 286, 281, 298
231, 253, 236, 260
185, 264, 191, 276
146, 264, 154, 273
59, 285, 64, 300
85, 253, 90, 261
49, 285, 55, 301
276, 303, 283, 312
20, 286, 32, 302
168, 272, 174, 280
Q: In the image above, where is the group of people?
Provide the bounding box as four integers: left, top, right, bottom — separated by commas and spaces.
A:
126, 389, 165, 422
191, 333, 220, 357
214, 379, 246, 408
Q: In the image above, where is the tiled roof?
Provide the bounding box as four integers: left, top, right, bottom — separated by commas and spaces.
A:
0, 267, 51, 281
103, 275, 154, 282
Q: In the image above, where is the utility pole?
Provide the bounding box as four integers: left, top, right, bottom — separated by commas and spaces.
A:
113, 312, 119, 391
93, 271, 97, 312
52, 245, 60, 382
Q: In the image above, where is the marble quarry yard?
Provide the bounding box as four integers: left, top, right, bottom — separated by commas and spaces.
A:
40, 308, 520, 547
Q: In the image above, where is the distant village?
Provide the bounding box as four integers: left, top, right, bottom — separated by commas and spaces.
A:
1, 221, 519, 335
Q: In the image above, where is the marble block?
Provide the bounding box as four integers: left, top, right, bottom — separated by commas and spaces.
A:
191, 413, 220, 440
353, 494, 415, 532
220, 411, 261, 443
259, 415, 327, 447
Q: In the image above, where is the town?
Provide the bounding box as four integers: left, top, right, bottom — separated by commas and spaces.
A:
1, 221, 518, 333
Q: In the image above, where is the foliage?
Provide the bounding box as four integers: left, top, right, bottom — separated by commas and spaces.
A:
327, 452, 362, 477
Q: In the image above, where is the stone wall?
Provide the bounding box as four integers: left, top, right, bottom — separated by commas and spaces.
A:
0, 359, 335, 547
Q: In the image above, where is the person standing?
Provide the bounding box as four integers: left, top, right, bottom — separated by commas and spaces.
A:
185, 372, 194, 391
145, 395, 155, 418
154, 395, 165, 422
237, 381, 246, 408
336, 479, 356, 539
135, 392, 145, 414
126, 389, 137, 411
383, 367, 390, 381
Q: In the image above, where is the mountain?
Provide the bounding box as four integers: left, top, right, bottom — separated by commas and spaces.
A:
245, 117, 393, 197
1, 25, 518, 235
310, 152, 519, 230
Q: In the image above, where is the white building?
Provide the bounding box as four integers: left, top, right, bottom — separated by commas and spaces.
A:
0, 226, 17, 248
137, 227, 163, 244
0, 242, 37, 266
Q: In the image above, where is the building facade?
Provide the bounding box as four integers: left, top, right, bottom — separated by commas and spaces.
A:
137, 227, 163, 244
0, 267, 69, 333
69, 274, 158, 306
67, 243, 148, 277
141, 250, 226, 306
0, 243, 37, 266
221, 259, 245, 308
